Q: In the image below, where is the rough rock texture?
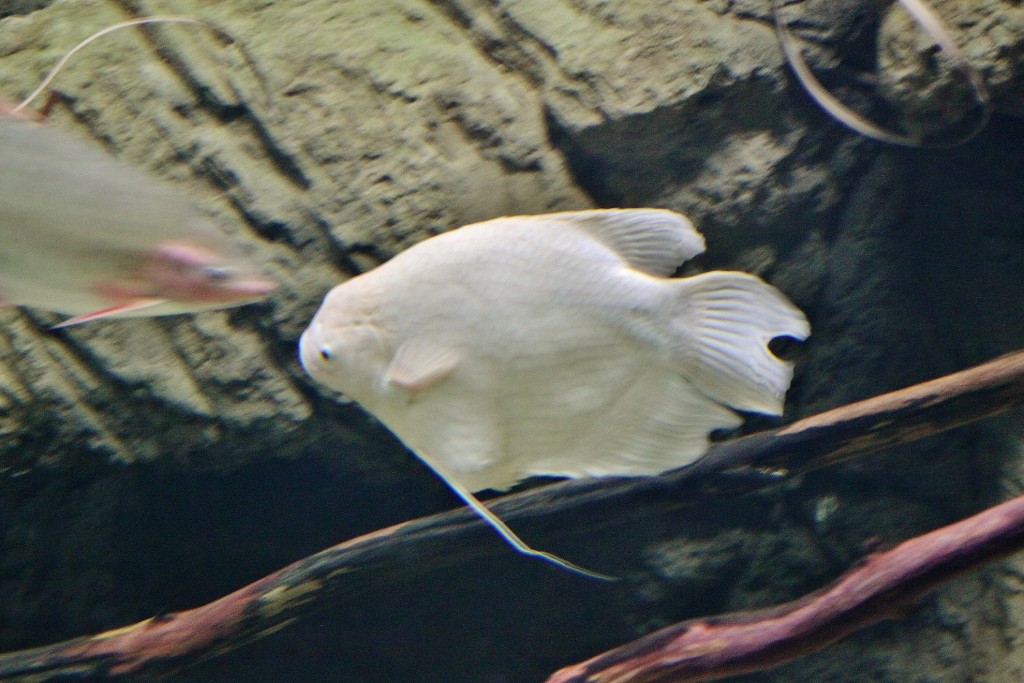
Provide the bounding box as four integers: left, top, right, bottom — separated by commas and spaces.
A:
0, 1, 1023, 682
878, 0, 1024, 135
0, 0, 597, 474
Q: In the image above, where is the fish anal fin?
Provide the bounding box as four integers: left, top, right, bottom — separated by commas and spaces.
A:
529, 368, 743, 481
385, 339, 460, 395
51, 298, 166, 329
558, 209, 706, 275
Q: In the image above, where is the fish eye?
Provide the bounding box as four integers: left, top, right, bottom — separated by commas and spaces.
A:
200, 265, 237, 282
319, 347, 332, 361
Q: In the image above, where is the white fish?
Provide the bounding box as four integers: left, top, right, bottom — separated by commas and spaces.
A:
299, 209, 809, 578
0, 105, 277, 326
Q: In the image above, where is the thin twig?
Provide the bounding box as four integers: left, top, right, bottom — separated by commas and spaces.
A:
772, 0, 991, 147
14, 16, 271, 114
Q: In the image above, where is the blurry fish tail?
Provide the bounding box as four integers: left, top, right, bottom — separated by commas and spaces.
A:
669, 271, 810, 415
425, 459, 618, 581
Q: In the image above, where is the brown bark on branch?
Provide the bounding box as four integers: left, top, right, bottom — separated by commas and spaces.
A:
546, 491, 1024, 683
2, 349, 1024, 680
688, 348, 1024, 480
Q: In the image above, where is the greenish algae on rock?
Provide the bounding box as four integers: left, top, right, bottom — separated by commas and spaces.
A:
1, 2, 1024, 682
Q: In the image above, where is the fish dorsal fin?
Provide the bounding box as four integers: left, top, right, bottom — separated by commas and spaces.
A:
559, 209, 706, 275
385, 339, 460, 395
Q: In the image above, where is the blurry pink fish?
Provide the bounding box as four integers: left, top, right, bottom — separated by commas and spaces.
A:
0, 105, 276, 327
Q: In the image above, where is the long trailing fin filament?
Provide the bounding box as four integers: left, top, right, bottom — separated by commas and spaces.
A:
419, 453, 618, 582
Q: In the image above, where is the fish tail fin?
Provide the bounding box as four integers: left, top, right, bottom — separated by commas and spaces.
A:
430, 463, 618, 582
669, 271, 810, 415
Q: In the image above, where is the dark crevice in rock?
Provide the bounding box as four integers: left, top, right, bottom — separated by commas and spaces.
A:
546, 77, 790, 208
246, 114, 312, 190
544, 101, 616, 206
0, 1, 52, 18
425, 0, 558, 89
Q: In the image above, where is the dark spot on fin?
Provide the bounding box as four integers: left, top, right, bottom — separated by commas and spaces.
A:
768, 335, 805, 362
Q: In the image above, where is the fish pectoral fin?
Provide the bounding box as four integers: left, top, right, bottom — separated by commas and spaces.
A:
557, 209, 706, 275
385, 339, 460, 395
51, 298, 167, 329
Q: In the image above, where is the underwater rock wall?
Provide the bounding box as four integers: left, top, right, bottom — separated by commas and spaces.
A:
0, 0, 1023, 681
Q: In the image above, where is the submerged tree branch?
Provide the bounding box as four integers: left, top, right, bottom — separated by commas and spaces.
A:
2, 349, 1024, 680
546, 491, 1024, 683
689, 348, 1024, 480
